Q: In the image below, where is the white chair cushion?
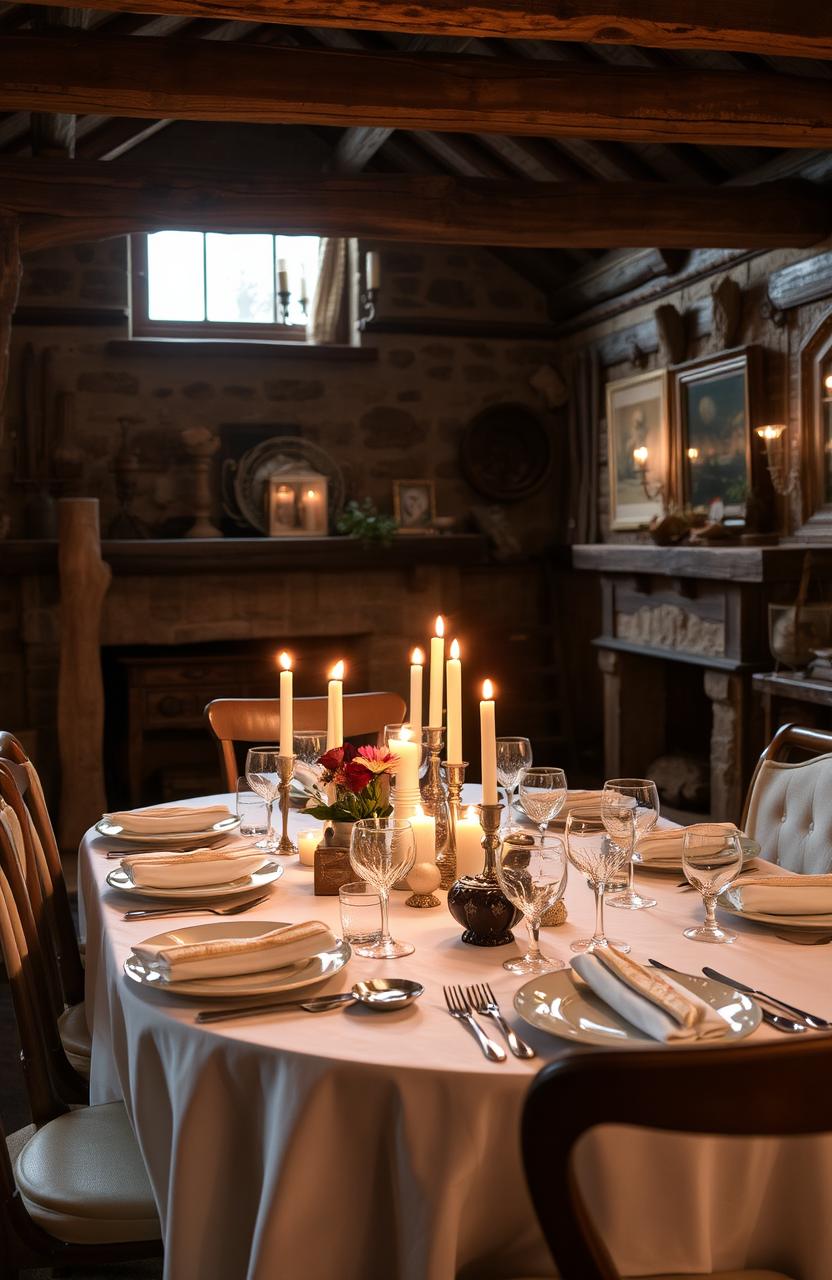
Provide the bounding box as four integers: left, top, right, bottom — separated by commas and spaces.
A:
58, 1001, 91, 1077
15, 1101, 161, 1245
745, 752, 832, 873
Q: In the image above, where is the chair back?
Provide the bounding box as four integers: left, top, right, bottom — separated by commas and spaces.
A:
522, 1039, 832, 1280
0, 732, 84, 1005
205, 692, 407, 791
742, 723, 832, 872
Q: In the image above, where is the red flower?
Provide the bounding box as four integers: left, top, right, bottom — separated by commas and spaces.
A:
318, 743, 357, 773
343, 760, 374, 793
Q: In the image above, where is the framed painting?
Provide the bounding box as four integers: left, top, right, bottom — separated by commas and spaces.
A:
393, 479, 436, 533
606, 369, 670, 530
673, 346, 762, 523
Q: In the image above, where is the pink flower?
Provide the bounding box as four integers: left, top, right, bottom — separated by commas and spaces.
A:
355, 745, 398, 776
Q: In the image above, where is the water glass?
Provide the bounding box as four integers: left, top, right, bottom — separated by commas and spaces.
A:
682, 826, 743, 943
349, 818, 416, 958
497, 831, 568, 975
338, 882, 382, 947
565, 805, 632, 954
603, 778, 659, 912
519, 767, 568, 836
293, 729, 327, 769
244, 745, 281, 853
235, 777, 266, 838
496, 736, 533, 812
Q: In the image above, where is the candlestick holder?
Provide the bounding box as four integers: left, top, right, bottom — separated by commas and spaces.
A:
278, 290, 291, 325
446, 802, 520, 946
437, 761, 467, 889
360, 285, 379, 325
277, 755, 298, 856
420, 727, 450, 859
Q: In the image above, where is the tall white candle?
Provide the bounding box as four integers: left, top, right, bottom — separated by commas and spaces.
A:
446, 638, 462, 762
428, 615, 445, 729
480, 679, 498, 804
410, 805, 436, 865
366, 250, 381, 290
277, 257, 289, 293
326, 660, 345, 750
409, 647, 424, 739
456, 805, 483, 877
278, 651, 293, 757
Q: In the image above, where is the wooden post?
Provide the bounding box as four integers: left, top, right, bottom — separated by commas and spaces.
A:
57, 498, 112, 849
0, 215, 22, 444
704, 670, 744, 825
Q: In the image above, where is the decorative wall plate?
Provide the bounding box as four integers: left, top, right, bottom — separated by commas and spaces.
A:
461, 403, 552, 502
222, 437, 345, 534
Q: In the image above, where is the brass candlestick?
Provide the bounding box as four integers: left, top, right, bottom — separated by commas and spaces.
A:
446, 801, 520, 947
277, 755, 298, 856
420, 726, 450, 858
437, 761, 467, 889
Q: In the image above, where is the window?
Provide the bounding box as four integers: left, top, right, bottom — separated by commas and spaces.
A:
131, 231, 320, 339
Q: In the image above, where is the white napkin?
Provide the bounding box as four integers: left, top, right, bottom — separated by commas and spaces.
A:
121, 846, 267, 889
105, 804, 232, 835
293, 761, 321, 790
733, 871, 832, 917
637, 821, 740, 864
561, 789, 604, 813
133, 920, 336, 981
571, 950, 728, 1043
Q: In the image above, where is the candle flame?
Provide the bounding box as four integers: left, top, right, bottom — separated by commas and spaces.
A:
465, 805, 478, 820
411, 647, 425, 665
450, 638, 460, 660
306, 488, 316, 499
434, 615, 445, 638
278, 651, 292, 672
686, 446, 700, 461
825, 373, 832, 391
329, 660, 345, 680
482, 678, 495, 700
399, 726, 413, 741
756, 424, 786, 442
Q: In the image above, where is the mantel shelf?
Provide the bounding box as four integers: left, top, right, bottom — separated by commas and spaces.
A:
572, 541, 832, 584
4, 534, 487, 575
106, 339, 378, 362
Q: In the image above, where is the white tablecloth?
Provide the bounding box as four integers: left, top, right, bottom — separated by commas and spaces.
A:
80, 794, 832, 1280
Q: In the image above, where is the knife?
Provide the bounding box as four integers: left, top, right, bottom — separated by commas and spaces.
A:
701, 966, 830, 1030
647, 959, 808, 1034
195, 993, 354, 1024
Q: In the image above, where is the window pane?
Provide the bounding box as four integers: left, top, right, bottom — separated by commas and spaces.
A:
147, 231, 205, 321
275, 235, 320, 326
206, 233, 275, 323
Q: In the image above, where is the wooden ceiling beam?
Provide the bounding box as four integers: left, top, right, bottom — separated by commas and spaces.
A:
18, 0, 832, 61
4, 32, 832, 147
1, 161, 828, 253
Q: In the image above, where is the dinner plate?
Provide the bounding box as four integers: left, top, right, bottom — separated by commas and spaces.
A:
718, 887, 832, 931
123, 920, 350, 997
514, 969, 760, 1047
106, 861, 283, 900
96, 814, 242, 845
638, 837, 762, 875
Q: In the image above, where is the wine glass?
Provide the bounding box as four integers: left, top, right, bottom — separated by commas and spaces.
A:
518, 767, 568, 837
244, 746, 281, 853
497, 832, 568, 975
293, 729, 327, 770
496, 737, 533, 813
349, 818, 416, 958
682, 826, 743, 944
603, 778, 659, 912
565, 805, 632, 954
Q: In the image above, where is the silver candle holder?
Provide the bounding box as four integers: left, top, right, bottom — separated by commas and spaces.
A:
277, 755, 298, 856
437, 760, 467, 889
420, 726, 450, 859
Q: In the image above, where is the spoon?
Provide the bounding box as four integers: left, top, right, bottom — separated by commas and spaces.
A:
195, 978, 424, 1024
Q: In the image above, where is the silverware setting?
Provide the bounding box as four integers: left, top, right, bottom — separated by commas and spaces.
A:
196, 993, 355, 1023
196, 978, 423, 1025
701, 965, 831, 1030
647, 958, 809, 1035
443, 984, 506, 1062
123, 893, 269, 921
465, 982, 535, 1059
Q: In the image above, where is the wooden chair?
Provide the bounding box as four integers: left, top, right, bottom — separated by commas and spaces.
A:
0, 847, 161, 1277
205, 691, 407, 791
522, 1039, 832, 1280
741, 723, 832, 872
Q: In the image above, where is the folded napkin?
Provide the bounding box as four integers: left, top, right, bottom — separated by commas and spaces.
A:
637, 821, 740, 864
133, 920, 336, 981
571, 949, 728, 1043
121, 846, 266, 889
105, 804, 232, 836
562, 789, 604, 812
293, 761, 321, 790
732, 871, 832, 917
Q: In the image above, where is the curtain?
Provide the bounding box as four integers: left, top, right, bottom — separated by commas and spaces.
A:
307, 238, 348, 345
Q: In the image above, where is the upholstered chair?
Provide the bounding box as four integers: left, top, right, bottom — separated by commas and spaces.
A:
742, 724, 832, 873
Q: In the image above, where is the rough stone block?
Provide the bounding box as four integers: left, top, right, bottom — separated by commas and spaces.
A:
427, 279, 475, 309
264, 378, 324, 401
360, 406, 425, 450
182, 382, 215, 401
26, 267, 73, 297
387, 350, 415, 369
77, 371, 139, 395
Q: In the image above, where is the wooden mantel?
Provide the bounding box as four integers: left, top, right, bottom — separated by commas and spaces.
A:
571, 542, 832, 584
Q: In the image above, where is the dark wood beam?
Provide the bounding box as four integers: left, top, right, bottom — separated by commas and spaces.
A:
334, 126, 395, 174
30, 7, 91, 158
4, 33, 832, 147
550, 247, 688, 318
19, 1, 832, 61
2, 160, 828, 253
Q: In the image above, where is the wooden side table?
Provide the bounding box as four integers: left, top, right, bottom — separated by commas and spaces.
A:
752, 670, 832, 742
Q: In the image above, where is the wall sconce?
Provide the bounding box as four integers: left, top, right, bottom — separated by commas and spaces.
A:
632, 445, 667, 507
755, 423, 798, 496
275, 260, 308, 325
361, 251, 381, 324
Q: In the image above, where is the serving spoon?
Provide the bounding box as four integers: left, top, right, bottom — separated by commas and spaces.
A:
195, 978, 424, 1025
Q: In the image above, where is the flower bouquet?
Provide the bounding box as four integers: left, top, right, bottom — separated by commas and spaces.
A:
304, 743, 398, 823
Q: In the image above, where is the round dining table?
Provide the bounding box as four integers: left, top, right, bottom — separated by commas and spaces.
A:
79, 793, 832, 1280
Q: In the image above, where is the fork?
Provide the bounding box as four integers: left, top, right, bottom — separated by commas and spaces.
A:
443, 985, 506, 1062
123, 893, 269, 921
465, 982, 535, 1059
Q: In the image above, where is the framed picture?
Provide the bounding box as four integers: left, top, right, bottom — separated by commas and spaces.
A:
606, 369, 670, 530
393, 479, 436, 533
672, 346, 762, 523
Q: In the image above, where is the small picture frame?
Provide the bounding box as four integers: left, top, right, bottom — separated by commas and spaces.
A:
393, 479, 436, 533
606, 369, 670, 530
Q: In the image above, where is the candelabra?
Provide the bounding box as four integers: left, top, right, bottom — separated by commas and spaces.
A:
278, 290, 292, 326
277, 755, 298, 856
437, 761, 467, 889
420, 727, 450, 859
446, 802, 520, 947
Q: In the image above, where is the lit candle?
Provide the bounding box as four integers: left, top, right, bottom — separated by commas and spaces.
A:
297, 828, 318, 867
278, 651, 293, 757
366, 250, 381, 291
480, 679, 497, 805
455, 805, 483, 877
301, 487, 323, 533
326, 660, 345, 750
410, 804, 436, 865
409, 647, 424, 740
277, 257, 289, 293
446, 638, 462, 762
390, 726, 420, 819
633, 445, 649, 467
428, 615, 445, 729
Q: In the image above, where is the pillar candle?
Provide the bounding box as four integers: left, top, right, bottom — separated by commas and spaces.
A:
301, 487, 323, 533
480, 679, 498, 804
366, 250, 381, 290
278, 651, 293, 757
456, 805, 483, 877
297, 829, 318, 867
410, 805, 436, 865
326, 660, 345, 750
446, 638, 462, 762
409, 648, 424, 740
391, 728, 420, 819
428, 615, 445, 729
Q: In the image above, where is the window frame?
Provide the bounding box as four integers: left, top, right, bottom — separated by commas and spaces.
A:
129, 232, 308, 342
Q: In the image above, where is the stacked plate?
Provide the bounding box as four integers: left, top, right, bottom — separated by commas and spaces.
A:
636, 833, 761, 875
719, 875, 832, 936
97, 804, 242, 849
